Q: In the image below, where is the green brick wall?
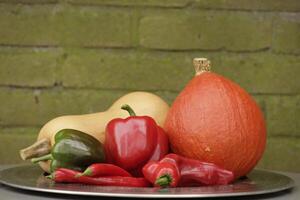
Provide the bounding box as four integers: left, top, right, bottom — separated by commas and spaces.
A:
0, 0, 299, 173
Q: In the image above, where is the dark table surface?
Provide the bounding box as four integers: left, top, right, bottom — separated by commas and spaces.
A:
0, 165, 299, 200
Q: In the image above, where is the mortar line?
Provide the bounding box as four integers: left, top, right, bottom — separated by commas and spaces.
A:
0, 85, 299, 96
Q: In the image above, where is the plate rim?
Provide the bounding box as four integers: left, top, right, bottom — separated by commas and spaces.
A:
0, 165, 295, 198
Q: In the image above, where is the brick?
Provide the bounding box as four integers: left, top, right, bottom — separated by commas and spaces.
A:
62, 49, 195, 90
139, 11, 272, 51
213, 53, 300, 94
0, 127, 39, 135
0, 88, 128, 126
225, 13, 272, 51
0, 87, 177, 127
68, 0, 191, 7
0, 5, 133, 47
194, 0, 300, 12
273, 13, 300, 54
0, 49, 62, 87
56, 6, 133, 47
63, 50, 300, 94
0, 88, 37, 126
257, 137, 300, 172
0, 0, 57, 3
0, 4, 59, 46
0, 130, 37, 164
265, 95, 300, 137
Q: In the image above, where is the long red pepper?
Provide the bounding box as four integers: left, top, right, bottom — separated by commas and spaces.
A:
80, 163, 132, 177
50, 168, 150, 187
142, 161, 180, 187
160, 154, 234, 186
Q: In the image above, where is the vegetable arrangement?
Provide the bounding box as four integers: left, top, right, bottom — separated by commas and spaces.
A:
20, 58, 266, 188
20, 92, 169, 173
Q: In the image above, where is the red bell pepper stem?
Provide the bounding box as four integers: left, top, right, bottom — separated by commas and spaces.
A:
121, 104, 136, 116
80, 163, 132, 177
50, 168, 150, 187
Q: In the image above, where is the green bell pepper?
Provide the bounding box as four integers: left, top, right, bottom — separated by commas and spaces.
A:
31, 129, 105, 172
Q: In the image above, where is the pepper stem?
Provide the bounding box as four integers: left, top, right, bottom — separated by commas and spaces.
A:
155, 174, 172, 187
79, 168, 92, 177
121, 104, 136, 116
31, 154, 53, 163
193, 58, 211, 76
45, 174, 53, 179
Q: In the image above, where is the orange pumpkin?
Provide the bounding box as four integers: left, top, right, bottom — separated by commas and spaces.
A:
164, 58, 266, 179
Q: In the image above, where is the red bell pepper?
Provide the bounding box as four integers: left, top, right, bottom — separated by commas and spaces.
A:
105, 104, 168, 172
148, 127, 169, 161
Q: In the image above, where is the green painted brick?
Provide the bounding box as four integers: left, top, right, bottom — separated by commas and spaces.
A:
56, 6, 133, 47
224, 13, 272, 51
212, 53, 300, 94
257, 137, 300, 173
140, 14, 224, 50
67, 0, 191, 7
62, 49, 195, 91
37, 88, 127, 118
0, 127, 39, 135
0, 49, 61, 87
194, 0, 300, 12
62, 49, 137, 89
139, 11, 272, 51
0, 88, 128, 126
0, 130, 37, 164
0, 0, 57, 3
62, 50, 300, 94
0, 5, 58, 46
0, 88, 38, 126
273, 14, 300, 55
265, 95, 300, 137
251, 95, 300, 138
0, 5, 133, 47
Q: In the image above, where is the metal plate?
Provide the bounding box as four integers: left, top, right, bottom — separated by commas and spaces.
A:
0, 165, 294, 198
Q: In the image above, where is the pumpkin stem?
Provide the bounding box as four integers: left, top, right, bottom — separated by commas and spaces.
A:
193, 58, 211, 75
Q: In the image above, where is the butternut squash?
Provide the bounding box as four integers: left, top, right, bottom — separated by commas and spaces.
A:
20, 92, 169, 172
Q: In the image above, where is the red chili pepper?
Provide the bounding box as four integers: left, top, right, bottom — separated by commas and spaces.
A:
160, 154, 234, 186
50, 168, 150, 187
80, 163, 132, 177
105, 104, 168, 172
142, 161, 180, 188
